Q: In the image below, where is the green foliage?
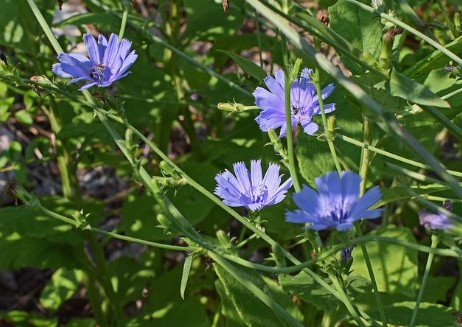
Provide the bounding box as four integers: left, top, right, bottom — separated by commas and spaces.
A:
1, 0, 462, 325
352, 225, 418, 298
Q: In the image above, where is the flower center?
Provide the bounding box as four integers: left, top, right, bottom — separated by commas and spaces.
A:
89, 64, 108, 83
329, 204, 348, 222
249, 185, 268, 204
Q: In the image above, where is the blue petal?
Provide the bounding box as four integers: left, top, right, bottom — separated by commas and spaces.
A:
315, 171, 342, 206
301, 121, 318, 135
285, 210, 309, 224
115, 51, 138, 77
52, 63, 74, 78
263, 73, 285, 99
292, 185, 321, 214
103, 34, 120, 69
349, 186, 382, 220
254, 87, 284, 112
250, 160, 263, 188
301, 68, 313, 79
255, 109, 286, 132
267, 177, 292, 205
84, 34, 100, 64
97, 34, 108, 61
233, 161, 251, 196
340, 171, 361, 211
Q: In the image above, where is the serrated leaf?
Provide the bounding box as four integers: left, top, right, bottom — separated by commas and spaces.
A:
180, 255, 193, 300
329, 0, 382, 74
218, 50, 267, 81
389, 69, 450, 108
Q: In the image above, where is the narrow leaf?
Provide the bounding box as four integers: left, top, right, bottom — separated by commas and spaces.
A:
388, 69, 450, 108
218, 49, 267, 81
180, 254, 193, 300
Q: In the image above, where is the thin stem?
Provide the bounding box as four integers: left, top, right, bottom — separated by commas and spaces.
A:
336, 133, 462, 178
25, 0, 63, 54
356, 228, 388, 326
327, 271, 366, 327
359, 118, 370, 195
41, 97, 74, 198
356, 117, 387, 326
283, 67, 301, 192
118, 2, 129, 40
38, 205, 196, 252
434, 0, 457, 39
409, 235, 439, 327
312, 69, 341, 174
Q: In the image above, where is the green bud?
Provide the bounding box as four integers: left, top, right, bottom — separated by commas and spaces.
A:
217, 102, 235, 112
455, 13, 460, 35
216, 230, 232, 249
121, 0, 132, 10
71, 209, 91, 230
10, 184, 40, 207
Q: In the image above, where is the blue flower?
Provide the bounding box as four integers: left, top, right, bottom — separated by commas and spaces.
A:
253, 68, 335, 137
214, 160, 293, 212
52, 33, 137, 90
419, 200, 453, 230
286, 171, 382, 231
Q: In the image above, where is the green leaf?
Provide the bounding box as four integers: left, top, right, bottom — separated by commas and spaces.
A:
14, 110, 33, 125
380, 301, 453, 327
40, 268, 83, 311
296, 134, 335, 186
351, 225, 418, 298
388, 69, 450, 108
279, 272, 342, 313
180, 255, 194, 300
328, 0, 382, 74
0, 310, 57, 327
218, 50, 267, 81
215, 264, 303, 327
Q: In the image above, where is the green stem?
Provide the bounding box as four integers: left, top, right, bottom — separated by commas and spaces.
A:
396, 0, 438, 41
223, 234, 462, 275
283, 65, 301, 192
410, 235, 439, 327
118, 3, 129, 40
336, 133, 462, 178
41, 97, 74, 198
38, 204, 196, 252
434, 0, 457, 39
312, 69, 341, 174
327, 271, 366, 327
25, 0, 63, 54
356, 228, 388, 326
356, 118, 387, 326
